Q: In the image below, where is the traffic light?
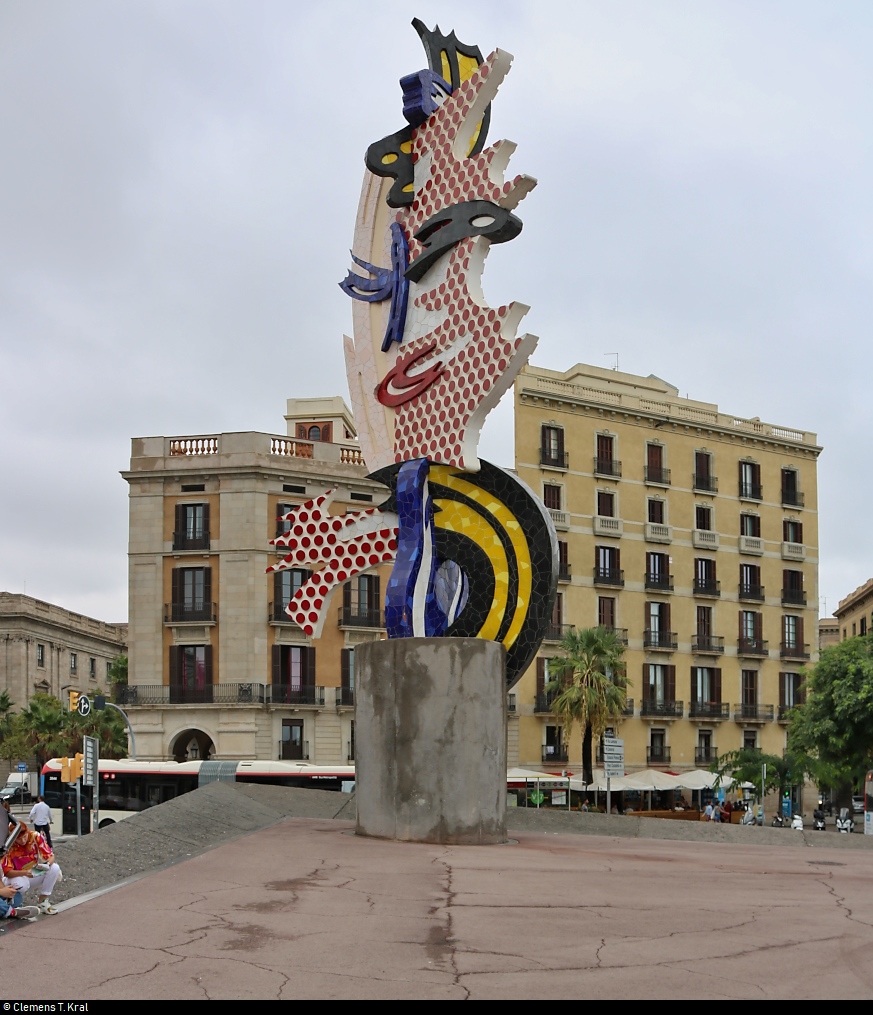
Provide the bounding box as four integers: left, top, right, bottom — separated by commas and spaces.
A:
59, 757, 71, 783
58, 754, 84, 783
68, 690, 80, 713
94, 695, 106, 711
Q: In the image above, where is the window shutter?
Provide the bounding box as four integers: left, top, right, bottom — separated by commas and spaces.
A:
273, 570, 284, 606
171, 568, 181, 607
754, 613, 763, 641
647, 444, 662, 470
203, 645, 213, 685
202, 503, 210, 539
536, 658, 545, 696
642, 663, 651, 701
169, 646, 180, 686
203, 568, 212, 609
797, 617, 805, 647
753, 463, 761, 487
797, 678, 806, 706
666, 665, 676, 701
541, 426, 549, 457
713, 669, 722, 703
174, 504, 184, 542
556, 428, 565, 459
343, 582, 351, 611
272, 645, 282, 684
296, 424, 306, 439
779, 673, 786, 709
341, 649, 351, 690
663, 602, 671, 633
303, 647, 316, 686
322, 423, 332, 443
690, 668, 698, 704
368, 575, 381, 613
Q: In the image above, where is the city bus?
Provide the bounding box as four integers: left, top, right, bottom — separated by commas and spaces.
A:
41, 758, 357, 832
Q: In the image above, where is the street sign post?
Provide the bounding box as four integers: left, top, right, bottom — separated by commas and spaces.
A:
603, 736, 625, 813
83, 736, 99, 831
77, 695, 91, 717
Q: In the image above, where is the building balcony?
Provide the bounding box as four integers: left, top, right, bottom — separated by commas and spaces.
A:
777, 705, 801, 722
535, 692, 558, 714
738, 583, 765, 602
542, 747, 568, 764
543, 623, 572, 642
641, 700, 684, 719
739, 482, 763, 501
643, 629, 677, 651
737, 638, 769, 657
694, 747, 718, 765
689, 702, 729, 721
594, 457, 622, 478
335, 687, 354, 707
164, 602, 217, 624
645, 467, 671, 486
733, 703, 774, 723
692, 635, 724, 654
337, 607, 385, 629
644, 523, 672, 544
647, 745, 672, 763
693, 578, 720, 597
268, 684, 326, 707
781, 542, 806, 561
548, 509, 570, 531
781, 490, 805, 508
692, 529, 719, 550
645, 573, 674, 593
780, 642, 810, 660
693, 474, 718, 494
557, 562, 572, 583
738, 535, 764, 556
540, 450, 568, 470
593, 515, 623, 538
115, 682, 267, 706
269, 601, 302, 624
602, 627, 629, 645
594, 567, 624, 587
781, 588, 807, 607
172, 531, 210, 551
621, 698, 634, 716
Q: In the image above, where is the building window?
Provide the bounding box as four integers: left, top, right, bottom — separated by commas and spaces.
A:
695, 505, 712, 531
740, 513, 761, 538
781, 671, 804, 711
595, 546, 621, 584
862, 617, 868, 636
694, 452, 716, 492
296, 423, 332, 443
697, 729, 714, 763
649, 727, 668, 762
89, 658, 96, 679
739, 563, 762, 599
643, 664, 676, 710
597, 491, 615, 517
70, 653, 77, 674
783, 519, 803, 543
106, 660, 112, 678
739, 461, 762, 500
170, 567, 213, 622
271, 645, 316, 702
648, 499, 665, 524
782, 615, 805, 653
169, 645, 213, 700
598, 597, 616, 629
543, 484, 562, 511
173, 503, 209, 551
743, 730, 758, 750
692, 667, 722, 705
36, 644, 44, 668
540, 425, 566, 468
742, 670, 758, 706
782, 569, 804, 604
645, 552, 671, 591
739, 611, 764, 653
595, 434, 620, 476
781, 468, 802, 507
341, 575, 382, 627
341, 648, 355, 705
645, 602, 672, 647
645, 444, 670, 485
276, 502, 297, 537
549, 593, 564, 638
273, 568, 311, 620
696, 605, 713, 639
557, 540, 570, 581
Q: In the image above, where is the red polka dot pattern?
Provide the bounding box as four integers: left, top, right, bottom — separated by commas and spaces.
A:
389, 51, 535, 471
267, 492, 398, 637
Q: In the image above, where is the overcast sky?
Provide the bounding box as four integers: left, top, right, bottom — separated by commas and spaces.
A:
2, 1, 871, 623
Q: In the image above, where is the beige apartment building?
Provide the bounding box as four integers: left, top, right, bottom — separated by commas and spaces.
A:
0, 593, 127, 711
122, 397, 388, 762
833, 579, 873, 642
513, 362, 822, 776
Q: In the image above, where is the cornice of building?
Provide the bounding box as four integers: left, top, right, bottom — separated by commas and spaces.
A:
835, 578, 873, 618
0, 593, 128, 644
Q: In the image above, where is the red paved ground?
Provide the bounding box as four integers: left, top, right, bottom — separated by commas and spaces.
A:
4, 818, 873, 999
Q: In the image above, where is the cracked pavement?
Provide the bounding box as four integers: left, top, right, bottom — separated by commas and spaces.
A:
3, 816, 873, 999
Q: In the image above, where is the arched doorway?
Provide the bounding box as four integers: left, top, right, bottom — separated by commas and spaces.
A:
171, 728, 214, 762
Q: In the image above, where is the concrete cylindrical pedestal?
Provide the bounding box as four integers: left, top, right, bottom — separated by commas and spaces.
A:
355, 637, 507, 844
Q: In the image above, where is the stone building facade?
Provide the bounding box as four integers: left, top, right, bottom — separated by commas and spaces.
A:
512, 362, 822, 776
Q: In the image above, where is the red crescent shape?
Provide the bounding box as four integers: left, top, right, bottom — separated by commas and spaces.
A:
376, 340, 445, 407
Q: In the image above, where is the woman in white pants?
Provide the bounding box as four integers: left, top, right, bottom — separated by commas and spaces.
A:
1, 824, 61, 916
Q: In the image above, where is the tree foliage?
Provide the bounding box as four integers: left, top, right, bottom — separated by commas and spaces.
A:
787, 633, 873, 796
547, 626, 628, 785
712, 747, 800, 806
107, 655, 128, 686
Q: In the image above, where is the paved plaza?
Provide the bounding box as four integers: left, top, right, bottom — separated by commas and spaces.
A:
4, 814, 873, 1000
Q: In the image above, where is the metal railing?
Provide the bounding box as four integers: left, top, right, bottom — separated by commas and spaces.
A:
781, 588, 807, 606
732, 704, 774, 722
689, 702, 729, 720
338, 607, 384, 629
781, 490, 804, 508
647, 746, 672, 763
780, 642, 810, 660
645, 573, 674, 592
739, 482, 763, 500
693, 578, 720, 597
640, 700, 683, 718
535, 693, 558, 713
738, 583, 765, 601
543, 623, 572, 641
269, 601, 301, 623
115, 683, 266, 705
593, 567, 624, 587
542, 747, 569, 764
172, 531, 210, 551
557, 562, 572, 582
268, 685, 325, 706
643, 630, 677, 650
621, 698, 634, 716
692, 635, 724, 654
336, 687, 354, 707
540, 450, 568, 469
693, 474, 718, 493
737, 638, 769, 656
164, 602, 217, 623
695, 747, 717, 765
603, 627, 628, 645
279, 739, 309, 760
594, 458, 622, 478
645, 467, 671, 486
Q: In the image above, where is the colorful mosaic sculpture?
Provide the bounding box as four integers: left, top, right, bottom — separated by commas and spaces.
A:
271, 21, 557, 687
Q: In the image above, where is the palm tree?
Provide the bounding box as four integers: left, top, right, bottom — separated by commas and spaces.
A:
15, 693, 73, 768
546, 626, 628, 785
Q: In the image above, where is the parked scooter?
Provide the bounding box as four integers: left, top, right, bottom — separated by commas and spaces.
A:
836, 807, 854, 833
740, 807, 756, 826
772, 813, 786, 827
813, 809, 827, 831
791, 812, 804, 831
